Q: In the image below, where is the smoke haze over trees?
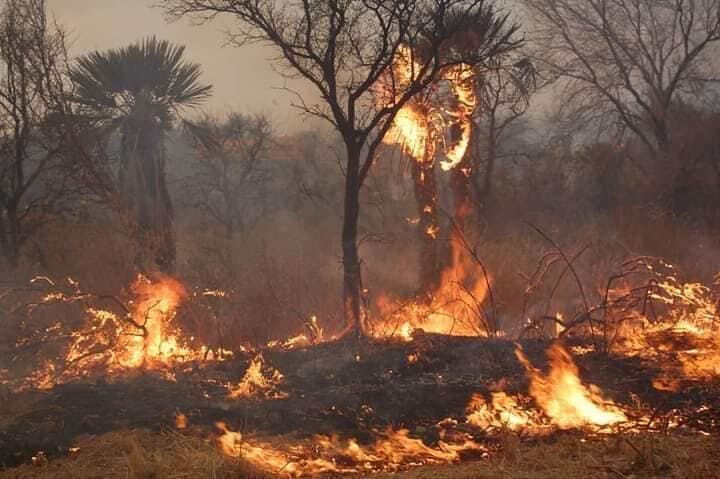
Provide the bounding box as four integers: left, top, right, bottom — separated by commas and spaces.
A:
0, 0, 719, 343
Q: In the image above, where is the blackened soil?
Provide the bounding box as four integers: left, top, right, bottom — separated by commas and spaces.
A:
1, 336, 717, 468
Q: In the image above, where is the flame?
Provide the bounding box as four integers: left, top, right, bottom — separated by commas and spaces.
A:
227, 354, 286, 399
115, 275, 189, 368
440, 63, 476, 171
466, 392, 543, 432
216, 422, 485, 476
379, 45, 476, 169
371, 234, 491, 340
175, 412, 188, 429
372, 45, 483, 342
26, 274, 217, 389
266, 316, 325, 350
515, 343, 627, 429
611, 274, 720, 390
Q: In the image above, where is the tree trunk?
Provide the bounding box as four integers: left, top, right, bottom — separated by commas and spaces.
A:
342, 144, 363, 338
121, 116, 176, 274
473, 121, 495, 221
411, 152, 440, 293
0, 204, 20, 269
451, 155, 473, 231
154, 151, 176, 272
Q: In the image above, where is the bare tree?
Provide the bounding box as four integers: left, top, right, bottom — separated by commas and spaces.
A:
472, 55, 536, 210
163, 0, 519, 335
185, 112, 273, 240
525, 0, 720, 153
0, 0, 75, 269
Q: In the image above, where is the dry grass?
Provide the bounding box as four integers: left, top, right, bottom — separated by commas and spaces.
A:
2, 429, 717, 478
0, 429, 267, 479
370, 433, 720, 479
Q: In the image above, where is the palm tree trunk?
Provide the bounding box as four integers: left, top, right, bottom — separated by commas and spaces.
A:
411, 152, 440, 293
121, 121, 175, 273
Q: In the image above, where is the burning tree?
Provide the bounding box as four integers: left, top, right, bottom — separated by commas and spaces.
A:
379, 46, 478, 292
380, 19, 526, 292
70, 37, 212, 273
162, 0, 519, 336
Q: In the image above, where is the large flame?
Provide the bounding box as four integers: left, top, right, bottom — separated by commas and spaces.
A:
440, 63, 476, 171
35, 274, 214, 387
371, 234, 491, 340
114, 275, 189, 368
611, 269, 720, 390
515, 343, 627, 429
379, 45, 434, 163
379, 45, 476, 169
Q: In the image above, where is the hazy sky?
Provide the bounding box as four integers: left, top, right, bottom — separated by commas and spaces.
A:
48, 0, 319, 132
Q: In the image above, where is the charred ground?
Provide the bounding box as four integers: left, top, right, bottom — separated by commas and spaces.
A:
1, 335, 717, 471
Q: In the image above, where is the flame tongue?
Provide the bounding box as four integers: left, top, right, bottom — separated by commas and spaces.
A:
440, 63, 476, 171
226, 354, 286, 399
52, 274, 209, 386
216, 423, 485, 475
466, 392, 543, 431
371, 234, 491, 340
515, 343, 627, 429
120, 274, 188, 368
613, 271, 720, 388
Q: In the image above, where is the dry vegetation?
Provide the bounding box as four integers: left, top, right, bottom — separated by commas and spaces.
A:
2, 429, 717, 479
2, 0, 720, 477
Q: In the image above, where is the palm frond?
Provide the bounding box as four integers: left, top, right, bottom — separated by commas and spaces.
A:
70, 36, 212, 121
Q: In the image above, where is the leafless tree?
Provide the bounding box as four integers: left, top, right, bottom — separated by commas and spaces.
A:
525, 0, 720, 153
472, 54, 536, 209
0, 0, 76, 269
162, 0, 519, 335
185, 112, 273, 239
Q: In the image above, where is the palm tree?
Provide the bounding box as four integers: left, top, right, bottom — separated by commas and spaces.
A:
70, 37, 211, 272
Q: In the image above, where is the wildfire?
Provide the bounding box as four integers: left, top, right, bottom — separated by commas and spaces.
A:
379, 45, 477, 168
266, 316, 326, 350
466, 392, 544, 432
371, 235, 491, 340
379, 45, 433, 162
175, 412, 188, 429
22, 274, 217, 389
441, 63, 476, 171
216, 422, 485, 476
515, 343, 627, 429
369, 45, 485, 342
113, 275, 189, 368
608, 265, 720, 390
226, 354, 286, 399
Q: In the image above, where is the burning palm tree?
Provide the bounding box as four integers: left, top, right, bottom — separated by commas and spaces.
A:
70, 37, 211, 272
